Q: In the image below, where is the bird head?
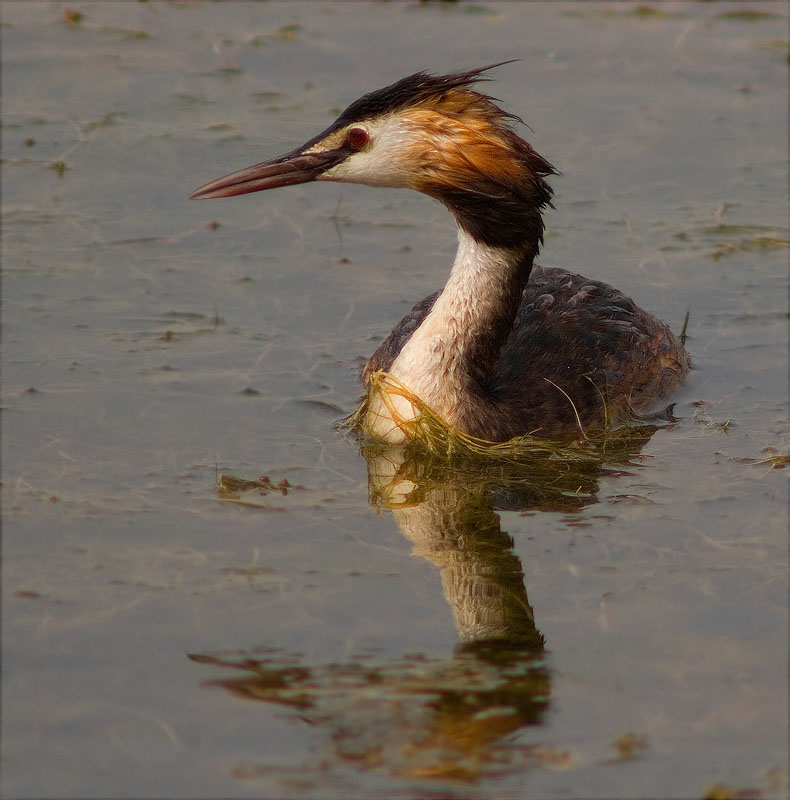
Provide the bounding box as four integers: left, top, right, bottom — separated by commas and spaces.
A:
190, 64, 556, 213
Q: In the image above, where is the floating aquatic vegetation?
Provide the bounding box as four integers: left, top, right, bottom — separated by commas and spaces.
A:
347, 370, 665, 468
710, 233, 789, 261
715, 10, 783, 22
248, 24, 303, 46
604, 5, 687, 19
565, 5, 686, 19
50, 157, 69, 177
664, 206, 789, 261
691, 400, 732, 432
62, 9, 83, 26
216, 474, 294, 507
731, 446, 789, 469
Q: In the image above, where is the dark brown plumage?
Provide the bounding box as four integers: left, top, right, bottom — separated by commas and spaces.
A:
364, 266, 689, 441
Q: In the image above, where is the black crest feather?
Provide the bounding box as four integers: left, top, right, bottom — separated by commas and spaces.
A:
333, 62, 519, 127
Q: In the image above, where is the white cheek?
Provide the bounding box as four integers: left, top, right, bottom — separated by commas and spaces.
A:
320, 151, 391, 186
319, 121, 417, 188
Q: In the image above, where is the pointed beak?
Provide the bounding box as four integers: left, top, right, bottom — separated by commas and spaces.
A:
189, 146, 347, 200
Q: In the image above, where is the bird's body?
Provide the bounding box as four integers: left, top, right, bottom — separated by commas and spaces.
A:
191, 65, 690, 444
364, 260, 687, 442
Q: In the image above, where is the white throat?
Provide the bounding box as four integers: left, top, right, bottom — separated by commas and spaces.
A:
365, 228, 524, 443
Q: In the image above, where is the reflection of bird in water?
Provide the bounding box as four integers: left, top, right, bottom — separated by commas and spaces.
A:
191, 65, 690, 444
366, 450, 546, 652
191, 456, 554, 781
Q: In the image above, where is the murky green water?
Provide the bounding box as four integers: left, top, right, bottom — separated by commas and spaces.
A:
3, 2, 787, 797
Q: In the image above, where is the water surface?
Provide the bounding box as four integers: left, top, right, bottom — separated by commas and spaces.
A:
2, 2, 788, 797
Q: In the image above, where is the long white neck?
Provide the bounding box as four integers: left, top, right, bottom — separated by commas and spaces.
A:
366, 228, 533, 442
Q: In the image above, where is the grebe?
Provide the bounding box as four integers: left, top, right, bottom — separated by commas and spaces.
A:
191, 65, 690, 444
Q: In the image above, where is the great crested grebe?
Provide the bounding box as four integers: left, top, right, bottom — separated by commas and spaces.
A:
191, 65, 690, 444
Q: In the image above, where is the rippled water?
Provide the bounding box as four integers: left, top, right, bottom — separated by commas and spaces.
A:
3, 2, 787, 797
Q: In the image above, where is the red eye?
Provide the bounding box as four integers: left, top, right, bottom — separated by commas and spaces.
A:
347, 127, 369, 150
